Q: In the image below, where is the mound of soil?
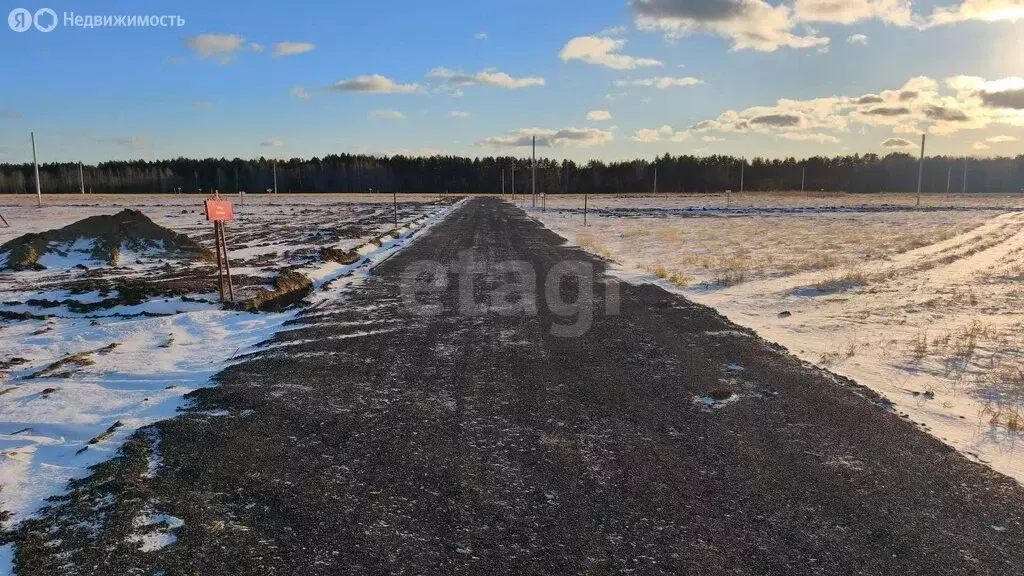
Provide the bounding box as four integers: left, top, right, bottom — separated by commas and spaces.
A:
241, 270, 313, 312
0, 209, 215, 271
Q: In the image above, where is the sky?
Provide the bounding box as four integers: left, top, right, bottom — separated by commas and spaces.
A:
1, 0, 1023, 164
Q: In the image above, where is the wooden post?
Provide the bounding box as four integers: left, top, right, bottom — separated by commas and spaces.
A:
79, 162, 85, 195
219, 222, 234, 302
214, 220, 225, 302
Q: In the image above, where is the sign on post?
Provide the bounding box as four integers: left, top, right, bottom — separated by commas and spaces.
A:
204, 200, 234, 222
205, 196, 234, 302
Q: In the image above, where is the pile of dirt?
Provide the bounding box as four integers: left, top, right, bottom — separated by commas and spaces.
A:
0, 209, 215, 271
241, 270, 313, 312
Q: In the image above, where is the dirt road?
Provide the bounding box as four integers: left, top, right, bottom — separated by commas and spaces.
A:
10, 198, 1024, 575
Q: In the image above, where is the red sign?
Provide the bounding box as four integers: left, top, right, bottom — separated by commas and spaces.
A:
204, 200, 234, 222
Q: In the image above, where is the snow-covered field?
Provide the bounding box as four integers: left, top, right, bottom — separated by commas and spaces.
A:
531, 193, 1024, 485
0, 194, 459, 538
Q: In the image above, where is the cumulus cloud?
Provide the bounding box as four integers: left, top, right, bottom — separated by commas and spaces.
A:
369, 109, 405, 120
446, 111, 472, 119
326, 74, 422, 94
559, 36, 663, 69
273, 42, 316, 57
183, 34, 252, 63
587, 110, 613, 121
479, 127, 614, 148
628, 0, 829, 52
702, 135, 725, 142
428, 67, 545, 89
260, 138, 283, 148
882, 137, 915, 148
691, 75, 1024, 142
972, 141, 991, 150
291, 86, 311, 100
614, 76, 704, 89
793, 0, 915, 26
929, 0, 1024, 26
632, 125, 690, 142
778, 132, 841, 143
847, 33, 869, 44
986, 135, 1018, 143
474, 32, 488, 40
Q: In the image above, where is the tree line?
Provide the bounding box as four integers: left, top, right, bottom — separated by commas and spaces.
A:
1, 152, 1022, 195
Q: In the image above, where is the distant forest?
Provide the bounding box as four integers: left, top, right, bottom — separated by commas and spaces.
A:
1, 152, 1022, 195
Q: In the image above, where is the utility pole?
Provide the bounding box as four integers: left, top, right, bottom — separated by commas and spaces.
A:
79, 162, 85, 195
31, 132, 41, 207
915, 134, 925, 207
273, 161, 278, 194
801, 166, 806, 198
946, 165, 952, 201
739, 158, 745, 194
501, 168, 505, 198
531, 136, 537, 208
511, 163, 516, 206
653, 164, 658, 196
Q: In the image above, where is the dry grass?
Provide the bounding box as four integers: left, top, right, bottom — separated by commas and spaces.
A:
577, 233, 613, 259
651, 265, 693, 287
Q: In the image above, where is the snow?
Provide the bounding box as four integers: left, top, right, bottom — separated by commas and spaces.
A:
532, 198, 1024, 485
0, 194, 461, 574
126, 512, 184, 552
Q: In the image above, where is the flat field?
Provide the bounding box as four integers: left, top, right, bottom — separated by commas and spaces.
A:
532, 192, 1024, 484
0, 194, 459, 528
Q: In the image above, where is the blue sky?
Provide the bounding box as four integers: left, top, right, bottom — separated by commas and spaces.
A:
1, 0, 1022, 164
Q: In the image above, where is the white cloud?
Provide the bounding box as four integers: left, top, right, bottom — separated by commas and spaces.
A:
987, 135, 1018, 143
702, 135, 725, 142
474, 32, 488, 40
614, 76, 704, 89
446, 111, 472, 119
428, 67, 545, 89
273, 42, 316, 57
369, 109, 405, 120
929, 0, 1024, 26
479, 127, 614, 148
778, 132, 841, 143
290, 86, 311, 100
972, 141, 991, 150
183, 34, 251, 63
249, 42, 264, 52
691, 75, 1024, 142
326, 75, 422, 94
559, 36, 663, 69
793, 0, 915, 26
260, 138, 283, 148
629, 0, 829, 52
587, 110, 613, 121
632, 125, 690, 142
847, 33, 869, 44
882, 137, 915, 148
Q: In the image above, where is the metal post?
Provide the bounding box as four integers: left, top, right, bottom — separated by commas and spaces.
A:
531, 136, 537, 208
916, 134, 925, 207
393, 190, 398, 231
79, 162, 85, 195
946, 166, 952, 201
584, 193, 588, 227
511, 163, 516, 206
739, 159, 745, 194
653, 165, 658, 196
273, 162, 278, 194
801, 166, 806, 198
501, 169, 505, 198
31, 132, 41, 207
